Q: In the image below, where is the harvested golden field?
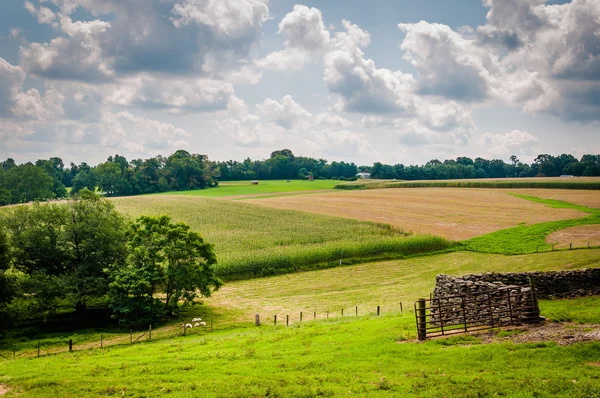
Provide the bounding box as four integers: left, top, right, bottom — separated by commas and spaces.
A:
246, 188, 587, 240
546, 224, 600, 248
517, 189, 600, 209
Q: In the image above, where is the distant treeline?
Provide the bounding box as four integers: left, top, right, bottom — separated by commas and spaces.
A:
1, 150, 599, 205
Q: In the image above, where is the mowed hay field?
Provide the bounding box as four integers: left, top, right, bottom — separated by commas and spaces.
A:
547, 224, 600, 248
112, 196, 451, 280
516, 188, 600, 209
246, 188, 588, 240
204, 249, 600, 321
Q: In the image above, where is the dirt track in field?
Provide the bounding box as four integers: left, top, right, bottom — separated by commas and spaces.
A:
477, 322, 600, 346
246, 188, 587, 240
547, 225, 600, 248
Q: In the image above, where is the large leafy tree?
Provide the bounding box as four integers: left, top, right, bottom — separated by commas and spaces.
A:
3, 190, 127, 315
109, 215, 221, 324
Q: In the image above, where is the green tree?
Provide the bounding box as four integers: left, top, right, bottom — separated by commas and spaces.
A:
109, 216, 221, 323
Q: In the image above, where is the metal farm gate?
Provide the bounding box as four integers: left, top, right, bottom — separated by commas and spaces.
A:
414, 285, 540, 340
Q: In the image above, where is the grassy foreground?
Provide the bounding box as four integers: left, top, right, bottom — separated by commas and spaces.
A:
113, 196, 452, 280
4, 249, 599, 357
1, 298, 599, 397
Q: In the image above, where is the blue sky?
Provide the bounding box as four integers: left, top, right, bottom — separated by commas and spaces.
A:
0, 0, 598, 166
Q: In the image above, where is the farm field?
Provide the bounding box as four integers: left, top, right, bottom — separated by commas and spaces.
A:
154, 179, 339, 198
203, 249, 600, 321
245, 188, 588, 240
112, 195, 451, 280
547, 225, 600, 248
516, 188, 600, 209
1, 249, 600, 397
336, 176, 600, 190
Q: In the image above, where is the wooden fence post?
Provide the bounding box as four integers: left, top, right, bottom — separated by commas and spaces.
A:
528, 276, 540, 322
326, 311, 329, 319
37, 341, 40, 357
286, 315, 289, 326
313, 311, 316, 320
416, 299, 426, 340
274, 315, 277, 326
377, 306, 380, 316
149, 325, 152, 340
400, 302, 403, 312
300, 311, 303, 322
100, 334, 103, 348
255, 314, 260, 326
341, 308, 344, 316
355, 306, 358, 316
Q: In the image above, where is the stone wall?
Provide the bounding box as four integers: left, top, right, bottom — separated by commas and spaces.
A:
430, 276, 535, 327
434, 268, 600, 300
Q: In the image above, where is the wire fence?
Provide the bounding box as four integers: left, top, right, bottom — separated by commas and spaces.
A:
0, 302, 412, 361
462, 242, 600, 255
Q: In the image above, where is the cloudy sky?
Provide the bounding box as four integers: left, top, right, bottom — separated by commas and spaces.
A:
0, 0, 599, 166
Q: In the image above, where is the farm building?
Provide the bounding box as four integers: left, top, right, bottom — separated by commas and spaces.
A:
356, 172, 371, 179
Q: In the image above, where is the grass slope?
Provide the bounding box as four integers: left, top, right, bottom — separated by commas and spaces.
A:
1, 301, 600, 398
112, 196, 452, 280
466, 195, 600, 253
5, 249, 599, 355
156, 180, 339, 198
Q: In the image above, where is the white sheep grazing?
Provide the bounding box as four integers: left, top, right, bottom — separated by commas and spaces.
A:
194, 322, 200, 327
199, 321, 207, 327
192, 317, 202, 322
185, 323, 193, 329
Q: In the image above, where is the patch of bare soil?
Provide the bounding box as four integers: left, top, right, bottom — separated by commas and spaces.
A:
546, 224, 600, 249
478, 322, 600, 346
0, 384, 9, 396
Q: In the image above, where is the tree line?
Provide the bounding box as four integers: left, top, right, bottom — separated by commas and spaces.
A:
1, 150, 599, 205
0, 190, 221, 333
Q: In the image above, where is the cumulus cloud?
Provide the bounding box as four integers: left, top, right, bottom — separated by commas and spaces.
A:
257, 5, 330, 70
399, 21, 501, 101
478, 130, 538, 158
218, 95, 373, 158
24, 1, 58, 26
106, 75, 236, 113
21, 0, 269, 82
324, 20, 416, 114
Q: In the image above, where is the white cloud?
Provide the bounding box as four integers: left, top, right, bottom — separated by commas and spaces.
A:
21, 0, 269, 83
257, 5, 330, 70
106, 75, 236, 113
24, 1, 58, 26
478, 130, 538, 158
399, 21, 501, 101
324, 20, 416, 114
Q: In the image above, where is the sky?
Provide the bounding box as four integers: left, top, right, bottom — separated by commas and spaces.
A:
0, 0, 599, 166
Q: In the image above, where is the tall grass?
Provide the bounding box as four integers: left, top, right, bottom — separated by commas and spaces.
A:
336, 179, 600, 190
112, 196, 454, 280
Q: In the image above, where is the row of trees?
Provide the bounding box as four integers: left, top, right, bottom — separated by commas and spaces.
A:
366, 154, 600, 180
0, 191, 221, 332
1, 150, 599, 205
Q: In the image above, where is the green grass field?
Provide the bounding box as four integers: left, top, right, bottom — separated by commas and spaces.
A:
4, 249, 599, 357
465, 195, 600, 254
112, 196, 452, 280
155, 179, 339, 198
1, 297, 599, 397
